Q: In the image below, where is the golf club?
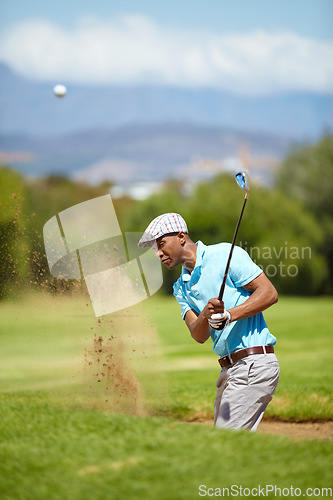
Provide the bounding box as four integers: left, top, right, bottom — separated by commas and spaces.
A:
210, 171, 250, 325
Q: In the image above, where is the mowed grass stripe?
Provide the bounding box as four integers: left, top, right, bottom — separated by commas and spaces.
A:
0, 293, 332, 420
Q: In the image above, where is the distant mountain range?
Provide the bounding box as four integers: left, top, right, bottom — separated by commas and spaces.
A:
0, 122, 291, 184
0, 63, 332, 138
0, 62, 332, 185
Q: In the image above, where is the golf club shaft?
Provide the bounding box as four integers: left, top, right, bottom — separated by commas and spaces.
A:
218, 195, 248, 301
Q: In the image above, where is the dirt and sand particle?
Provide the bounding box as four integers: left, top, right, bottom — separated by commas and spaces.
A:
84, 329, 145, 416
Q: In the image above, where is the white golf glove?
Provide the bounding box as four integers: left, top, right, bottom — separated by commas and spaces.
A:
208, 310, 231, 331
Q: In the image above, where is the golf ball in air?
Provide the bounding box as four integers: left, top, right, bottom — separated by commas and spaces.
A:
53, 84, 67, 97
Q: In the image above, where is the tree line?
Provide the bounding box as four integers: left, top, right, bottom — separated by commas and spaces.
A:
0, 133, 332, 299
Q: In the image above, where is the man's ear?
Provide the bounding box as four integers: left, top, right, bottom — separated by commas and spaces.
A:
178, 232, 186, 246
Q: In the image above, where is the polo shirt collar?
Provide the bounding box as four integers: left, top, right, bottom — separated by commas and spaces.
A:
181, 240, 206, 282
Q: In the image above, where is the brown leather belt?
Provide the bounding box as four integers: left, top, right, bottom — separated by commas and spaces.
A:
218, 345, 274, 369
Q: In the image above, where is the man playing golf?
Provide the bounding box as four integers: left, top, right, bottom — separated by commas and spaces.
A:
138, 212, 280, 431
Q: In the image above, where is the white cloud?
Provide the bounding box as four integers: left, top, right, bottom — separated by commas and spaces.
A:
0, 15, 332, 94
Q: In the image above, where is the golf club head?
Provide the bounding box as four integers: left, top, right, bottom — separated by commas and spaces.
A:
235, 171, 250, 197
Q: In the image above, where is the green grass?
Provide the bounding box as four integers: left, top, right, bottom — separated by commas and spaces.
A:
1, 293, 332, 419
0, 292, 332, 499
1, 392, 332, 500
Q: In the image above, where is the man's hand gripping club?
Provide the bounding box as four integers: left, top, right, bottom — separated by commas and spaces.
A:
202, 298, 232, 331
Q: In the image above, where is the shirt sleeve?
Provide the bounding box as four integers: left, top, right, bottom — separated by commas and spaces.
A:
228, 245, 263, 288
173, 278, 192, 320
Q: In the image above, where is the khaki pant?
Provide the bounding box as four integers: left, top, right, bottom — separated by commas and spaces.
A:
214, 353, 280, 431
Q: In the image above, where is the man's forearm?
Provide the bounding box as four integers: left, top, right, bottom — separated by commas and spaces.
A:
229, 280, 278, 322
185, 310, 211, 344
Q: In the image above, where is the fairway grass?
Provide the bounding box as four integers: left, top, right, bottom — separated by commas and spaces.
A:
0, 293, 332, 499
0, 292, 332, 420
1, 392, 332, 500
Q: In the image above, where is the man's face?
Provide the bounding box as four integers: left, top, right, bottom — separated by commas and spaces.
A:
154, 232, 184, 270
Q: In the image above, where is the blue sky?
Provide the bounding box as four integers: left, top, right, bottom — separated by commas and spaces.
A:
0, 0, 333, 40
0, 0, 332, 94
1, 0, 332, 38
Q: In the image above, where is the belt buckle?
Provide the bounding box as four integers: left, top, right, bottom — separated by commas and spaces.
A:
220, 353, 233, 368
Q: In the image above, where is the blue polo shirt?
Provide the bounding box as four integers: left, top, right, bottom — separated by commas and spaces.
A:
173, 241, 277, 357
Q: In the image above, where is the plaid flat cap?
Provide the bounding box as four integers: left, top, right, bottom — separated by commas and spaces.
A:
138, 213, 188, 248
